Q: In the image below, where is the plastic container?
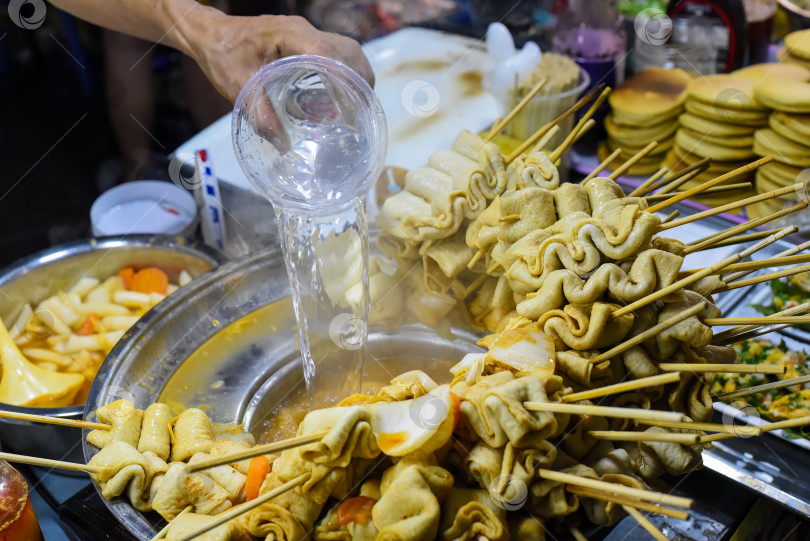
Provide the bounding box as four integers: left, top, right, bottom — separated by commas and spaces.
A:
0, 461, 42, 541
633, 17, 718, 75
90, 180, 197, 237
232, 55, 387, 398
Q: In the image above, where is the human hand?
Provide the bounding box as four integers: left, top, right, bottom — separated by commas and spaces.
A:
184, 11, 375, 103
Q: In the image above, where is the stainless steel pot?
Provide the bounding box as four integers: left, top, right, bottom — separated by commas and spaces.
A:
82, 246, 484, 540
0, 235, 225, 464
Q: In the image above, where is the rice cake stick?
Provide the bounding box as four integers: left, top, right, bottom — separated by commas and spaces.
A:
662, 210, 680, 224
716, 263, 810, 292
704, 316, 810, 326
679, 253, 810, 277
643, 182, 752, 201
687, 227, 785, 252
486, 78, 548, 141
724, 239, 810, 282
588, 430, 700, 445
0, 410, 109, 430
185, 431, 328, 473
712, 301, 810, 343
0, 451, 101, 474
714, 374, 810, 401
623, 505, 669, 541
637, 419, 761, 436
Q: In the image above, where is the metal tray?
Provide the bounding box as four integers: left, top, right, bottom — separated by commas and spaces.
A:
82, 247, 484, 540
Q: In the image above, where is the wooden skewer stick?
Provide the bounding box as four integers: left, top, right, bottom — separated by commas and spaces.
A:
652, 159, 711, 194
704, 316, 810, 326
505, 83, 606, 164
567, 485, 690, 520
467, 248, 485, 270
561, 372, 682, 403
486, 116, 503, 140
683, 201, 808, 255
174, 473, 310, 541
462, 274, 489, 299
687, 227, 786, 252
661, 156, 711, 181
550, 87, 612, 163
646, 156, 773, 214
150, 506, 192, 541
699, 415, 810, 443
523, 402, 687, 422
588, 430, 700, 445
629, 167, 669, 197
715, 374, 810, 401
662, 210, 680, 224
687, 225, 799, 251
637, 419, 761, 436
623, 505, 669, 541
549, 117, 597, 163
570, 118, 596, 145
679, 253, 810, 277
716, 263, 810, 293
595, 304, 707, 361
537, 468, 694, 508
528, 125, 561, 155
658, 363, 786, 374
569, 526, 589, 541
643, 182, 752, 201
661, 182, 803, 231
608, 142, 658, 180
0, 451, 100, 474
185, 431, 328, 473
486, 79, 548, 141
713, 301, 810, 344
688, 225, 794, 261
724, 239, 810, 283
612, 239, 771, 319
715, 323, 793, 345
0, 410, 110, 430
584, 147, 623, 182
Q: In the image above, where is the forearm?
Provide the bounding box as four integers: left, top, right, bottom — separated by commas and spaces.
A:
47, 0, 219, 61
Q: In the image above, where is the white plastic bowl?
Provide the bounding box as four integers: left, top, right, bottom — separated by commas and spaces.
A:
90, 180, 197, 237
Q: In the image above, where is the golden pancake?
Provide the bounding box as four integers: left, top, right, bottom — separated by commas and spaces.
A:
608, 135, 674, 157
757, 161, 804, 189
605, 114, 679, 142
609, 67, 692, 121
769, 114, 807, 147
678, 112, 756, 137
753, 79, 810, 113
777, 47, 810, 71
731, 62, 810, 83
785, 29, 810, 61
754, 128, 810, 167
772, 112, 810, 138
680, 127, 754, 149
684, 99, 769, 126
688, 74, 767, 111
675, 128, 756, 161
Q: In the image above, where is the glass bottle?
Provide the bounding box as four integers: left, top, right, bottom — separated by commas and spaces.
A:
0, 461, 42, 541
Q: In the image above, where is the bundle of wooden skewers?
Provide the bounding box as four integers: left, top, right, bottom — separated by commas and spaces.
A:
2, 81, 810, 541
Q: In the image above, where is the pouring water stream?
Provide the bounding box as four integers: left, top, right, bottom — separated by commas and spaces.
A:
233, 55, 387, 400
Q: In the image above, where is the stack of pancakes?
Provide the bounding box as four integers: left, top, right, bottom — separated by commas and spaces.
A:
600, 67, 692, 176
664, 74, 773, 207
747, 59, 810, 220
777, 29, 810, 71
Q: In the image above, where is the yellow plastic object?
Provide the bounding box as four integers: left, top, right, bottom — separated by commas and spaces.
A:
0, 319, 83, 407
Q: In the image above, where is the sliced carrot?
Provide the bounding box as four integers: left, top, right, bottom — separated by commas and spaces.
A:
118, 267, 135, 289
337, 496, 376, 526
129, 267, 169, 295
450, 391, 462, 430
77, 314, 99, 336
245, 456, 271, 501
